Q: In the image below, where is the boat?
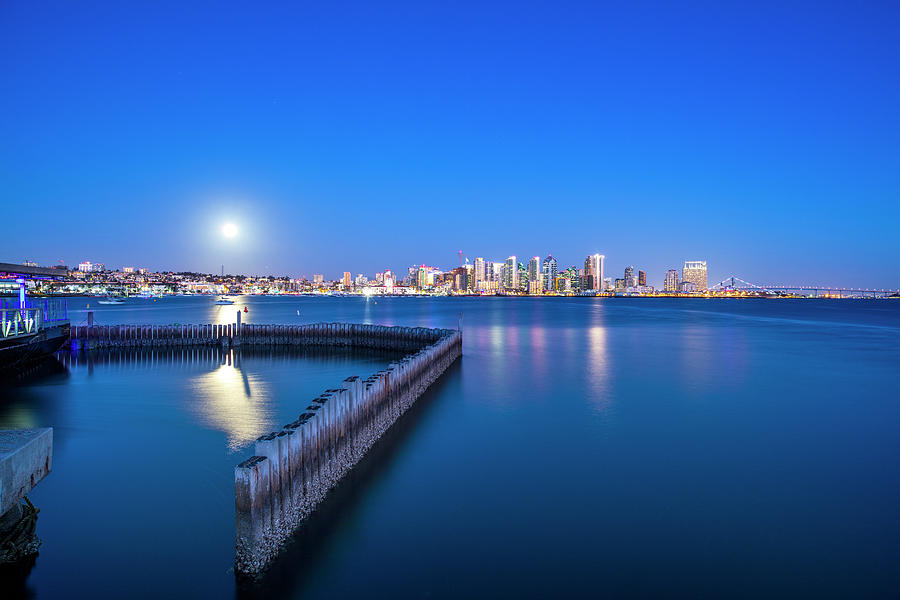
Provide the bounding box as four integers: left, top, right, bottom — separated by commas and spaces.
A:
214, 296, 235, 305
97, 296, 125, 305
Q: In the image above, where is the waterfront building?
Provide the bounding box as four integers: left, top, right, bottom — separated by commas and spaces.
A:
638, 270, 646, 286
583, 254, 605, 291
528, 257, 541, 284
452, 266, 469, 291
542, 255, 558, 291
355, 273, 367, 286
491, 261, 503, 284
528, 280, 543, 295
517, 262, 527, 291
625, 266, 635, 288
313, 273, 324, 285
503, 256, 518, 291
474, 257, 485, 289
615, 278, 626, 293
123, 267, 134, 273
343, 272, 352, 288
664, 269, 679, 292
682, 261, 708, 291
681, 281, 696, 293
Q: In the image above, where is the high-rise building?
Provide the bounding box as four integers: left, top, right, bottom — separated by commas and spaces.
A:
542, 255, 558, 291
638, 270, 646, 286
474, 257, 485, 289
664, 269, 679, 292
528, 257, 541, 283
313, 273, 324, 284
491, 261, 503, 283
343, 272, 352, 288
583, 254, 605, 291
503, 256, 518, 291
682, 261, 708, 291
624, 266, 635, 288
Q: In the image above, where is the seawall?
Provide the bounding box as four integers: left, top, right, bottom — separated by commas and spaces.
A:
233, 325, 461, 575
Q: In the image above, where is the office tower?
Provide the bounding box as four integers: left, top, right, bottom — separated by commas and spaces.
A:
624, 265, 635, 288
638, 270, 646, 286
503, 256, 518, 290
343, 272, 352, 288
313, 273, 324, 284
528, 257, 541, 283
682, 261, 708, 291
583, 254, 605, 291
474, 257, 485, 289
491, 261, 503, 283
615, 278, 625, 292
664, 269, 679, 292
542, 255, 558, 291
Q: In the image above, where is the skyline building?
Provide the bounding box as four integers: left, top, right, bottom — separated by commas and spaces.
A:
343, 272, 352, 288
528, 257, 541, 284
625, 265, 635, 288
682, 261, 708, 291
503, 256, 518, 290
664, 269, 679, 292
474, 257, 485, 289
638, 270, 646, 286
583, 254, 605, 291
542, 255, 558, 291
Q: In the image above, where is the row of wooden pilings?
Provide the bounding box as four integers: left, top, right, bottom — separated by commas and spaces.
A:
68, 316, 446, 352
234, 327, 463, 575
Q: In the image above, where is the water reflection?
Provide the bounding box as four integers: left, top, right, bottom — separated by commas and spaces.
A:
189, 350, 273, 450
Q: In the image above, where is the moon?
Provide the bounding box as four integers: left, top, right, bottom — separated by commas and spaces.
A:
222, 223, 238, 239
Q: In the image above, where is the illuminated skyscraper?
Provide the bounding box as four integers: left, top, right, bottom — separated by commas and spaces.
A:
624, 265, 635, 288
682, 261, 708, 291
343, 272, 352, 288
542, 255, 558, 291
474, 257, 485, 289
664, 269, 679, 292
638, 270, 646, 286
583, 254, 605, 291
528, 257, 541, 283
503, 256, 518, 290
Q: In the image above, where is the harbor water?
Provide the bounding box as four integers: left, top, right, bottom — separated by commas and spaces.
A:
1, 297, 899, 598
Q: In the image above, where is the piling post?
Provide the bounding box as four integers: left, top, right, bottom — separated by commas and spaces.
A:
235, 456, 273, 574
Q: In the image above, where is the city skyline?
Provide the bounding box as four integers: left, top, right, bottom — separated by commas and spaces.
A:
17, 249, 897, 292
3, 2, 899, 287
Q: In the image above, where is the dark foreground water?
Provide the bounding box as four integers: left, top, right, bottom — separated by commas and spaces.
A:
1, 297, 899, 599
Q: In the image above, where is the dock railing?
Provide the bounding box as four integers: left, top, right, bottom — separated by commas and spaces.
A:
0, 298, 68, 323
0, 307, 43, 340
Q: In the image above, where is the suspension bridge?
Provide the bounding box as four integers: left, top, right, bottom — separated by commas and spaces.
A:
709, 276, 899, 298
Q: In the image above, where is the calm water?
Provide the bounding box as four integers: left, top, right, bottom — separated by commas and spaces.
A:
1, 297, 899, 599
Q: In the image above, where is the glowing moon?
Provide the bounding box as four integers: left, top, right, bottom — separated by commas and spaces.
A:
222, 223, 238, 238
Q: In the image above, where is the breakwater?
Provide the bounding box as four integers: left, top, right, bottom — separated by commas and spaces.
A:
67, 319, 463, 576
68, 320, 446, 352
233, 325, 461, 575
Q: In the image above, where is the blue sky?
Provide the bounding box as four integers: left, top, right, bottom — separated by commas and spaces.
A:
2, 0, 898, 287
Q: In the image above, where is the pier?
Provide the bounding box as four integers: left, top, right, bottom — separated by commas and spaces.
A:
0, 263, 70, 372
66, 316, 462, 575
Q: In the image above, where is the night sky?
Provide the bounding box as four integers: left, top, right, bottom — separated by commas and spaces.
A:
2, 1, 899, 287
